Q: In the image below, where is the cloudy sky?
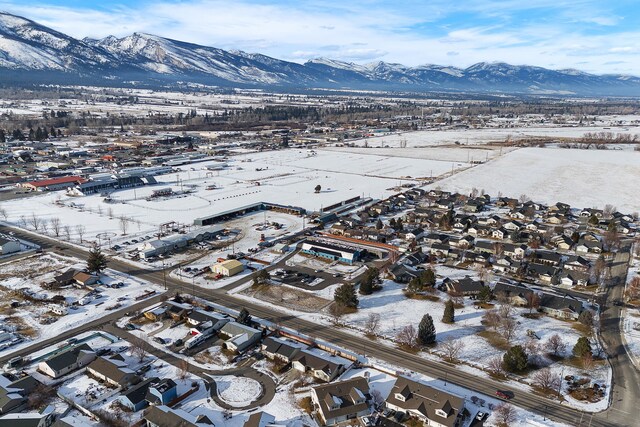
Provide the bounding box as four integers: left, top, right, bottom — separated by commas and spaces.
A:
1, 0, 638, 74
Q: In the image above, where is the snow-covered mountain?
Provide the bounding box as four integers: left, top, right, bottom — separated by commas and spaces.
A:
2, 12, 640, 96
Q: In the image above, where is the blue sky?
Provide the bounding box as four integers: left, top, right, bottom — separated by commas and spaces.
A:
1, 0, 639, 74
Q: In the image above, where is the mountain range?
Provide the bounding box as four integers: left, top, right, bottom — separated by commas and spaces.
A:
1, 12, 639, 96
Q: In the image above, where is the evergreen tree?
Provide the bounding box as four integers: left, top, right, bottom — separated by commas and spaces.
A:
442, 299, 455, 323
407, 276, 423, 293
388, 218, 396, 229
477, 285, 492, 303
503, 345, 528, 372
0, 129, 5, 143
86, 247, 108, 274
395, 217, 404, 231
588, 214, 599, 226
359, 267, 379, 295
420, 268, 436, 288
418, 314, 436, 345
237, 308, 252, 325
28, 128, 35, 141
334, 284, 358, 308
375, 219, 383, 230
572, 337, 592, 358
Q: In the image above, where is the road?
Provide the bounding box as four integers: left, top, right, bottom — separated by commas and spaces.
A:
0, 225, 634, 427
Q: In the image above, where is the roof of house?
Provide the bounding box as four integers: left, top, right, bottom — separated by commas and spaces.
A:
385, 376, 464, 427
25, 176, 86, 188
144, 405, 207, 427
243, 411, 277, 427
216, 259, 244, 270
42, 343, 93, 373
312, 376, 370, 421
540, 294, 584, 315
292, 349, 349, 376
122, 377, 157, 405
87, 357, 139, 387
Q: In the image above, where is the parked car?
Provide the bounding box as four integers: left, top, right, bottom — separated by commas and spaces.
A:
476, 411, 486, 420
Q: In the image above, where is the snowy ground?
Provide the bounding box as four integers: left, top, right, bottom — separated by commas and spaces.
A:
0, 253, 162, 357
212, 376, 262, 407
431, 147, 640, 213
622, 262, 640, 368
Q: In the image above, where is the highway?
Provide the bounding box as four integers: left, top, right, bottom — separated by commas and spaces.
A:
1, 225, 635, 427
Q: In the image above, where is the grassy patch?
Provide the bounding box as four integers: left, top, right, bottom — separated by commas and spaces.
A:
571, 322, 593, 336
298, 396, 313, 414
406, 292, 440, 302
521, 312, 542, 319
477, 329, 511, 351
397, 344, 420, 354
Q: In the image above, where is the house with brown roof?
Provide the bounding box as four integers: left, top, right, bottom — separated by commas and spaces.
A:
311, 376, 370, 426
385, 376, 465, 427
86, 356, 140, 388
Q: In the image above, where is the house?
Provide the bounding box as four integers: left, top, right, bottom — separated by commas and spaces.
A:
186, 309, 229, 330
120, 377, 157, 412
86, 356, 140, 388
443, 276, 486, 297
424, 233, 449, 246
404, 227, 425, 240
474, 240, 496, 255
564, 256, 591, 272
73, 271, 99, 287
0, 374, 40, 414
211, 259, 244, 277
492, 282, 534, 306
261, 336, 304, 363
503, 220, 523, 231
389, 264, 420, 284
531, 251, 563, 267
144, 404, 214, 427
539, 294, 584, 320
502, 243, 527, 259
527, 263, 559, 284
385, 376, 465, 427
219, 321, 262, 353
0, 238, 20, 255
20, 175, 86, 191
559, 271, 590, 287
405, 251, 429, 266
145, 379, 178, 406
492, 227, 509, 240
0, 404, 55, 427
292, 349, 351, 382
243, 411, 282, 427
38, 344, 96, 379
311, 377, 370, 426
144, 306, 168, 322
165, 301, 192, 321
576, 240, 603, 254
553, 235, 574, 251
429, 243, 450, 257
493, 257, 519, 274
53, 268, 80, 286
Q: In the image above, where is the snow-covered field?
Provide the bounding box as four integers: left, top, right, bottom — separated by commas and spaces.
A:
343, 125, 640, 148
431, 147, 640, 213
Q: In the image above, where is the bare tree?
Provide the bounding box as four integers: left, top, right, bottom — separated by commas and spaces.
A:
626, 276, 640, 301
364, 313, 381, 337
96, 205, 103, 216
519, 193, 530, 204
499, 317, 517, 343
107, 207, 114, 219
18, 215, 27, 228
532, 368, 561, 393
179, 359, 189, 380
441, 337, 465, 362
63, 225, 72, 241
396, 325, 418, 349
27, 383, 56, 409
119, 216, 130, 235
488, 356, 505, 376
40, 218, 49, 235
498, 301, 514, 320
545, 334, 567, 357
526, 292, 540, 315
494, 403, 518, 425
329, 304, 347, 326
582, 352, 594, 370
29, 213, 42, 231
50, 217, 61, 237
482, 310, 501, 331
0, 207, 7, 221
603, 204, 616, 219
130, 337, 150, 362
470, 187, 479, 198
75, 224, 86, 243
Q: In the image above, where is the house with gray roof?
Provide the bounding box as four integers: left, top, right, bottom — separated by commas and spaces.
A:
144, 405, 214, 427
219, 321, 262, 353
0, 374, 39, 415
311, 376, 370, 426
38, 344, 95, 379
385, 376, 465, 427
